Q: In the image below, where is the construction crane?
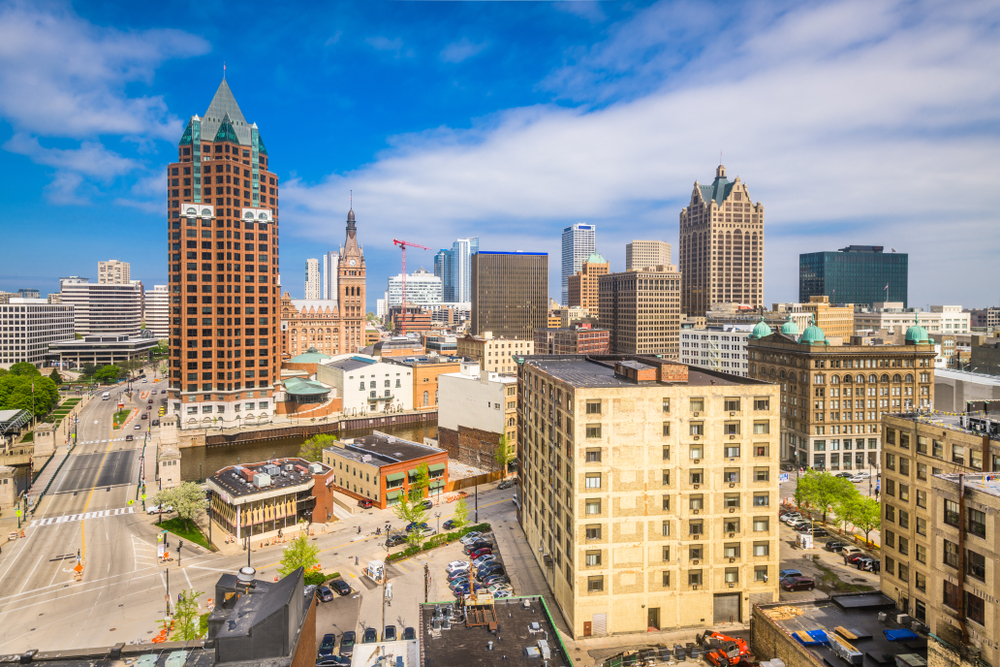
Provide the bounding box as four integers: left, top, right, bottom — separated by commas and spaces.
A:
392, 238, 430, 335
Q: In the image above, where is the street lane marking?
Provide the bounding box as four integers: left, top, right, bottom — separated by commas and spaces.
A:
29, 507, 134, 528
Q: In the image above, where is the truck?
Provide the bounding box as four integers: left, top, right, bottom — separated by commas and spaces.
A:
698, 631, 751, 666
102, 392, 110, 400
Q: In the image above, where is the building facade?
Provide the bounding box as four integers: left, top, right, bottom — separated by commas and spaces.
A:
799, 245, 908, 307
516, 355, 780, 638
626, 240, 671, 272
598, 266, 682, 358
166, 78, 280, 426
97, 259, 131, 284
0, 298, 75, 369
144, 284, 170, 338
438, 364, 517, 470
385, 355, 461, 411
48, 333, 160, 371
471, 251, 548, 339
772, 296, 855, 341
59, 277, 143, 336
322, 250, 339, 301
386, 268, 442, 308
434, 237, 479, 303
855, 304, 970, 336
304, 258, 321, 300
567, 253, 609, 318
316, 354, 413, 415
679, 165, 764, 317
747, 319, 937, 468
457, 332, 533, 375
680, 326, 750, 377
562, 224, 596, 305
534, 326, 611, 355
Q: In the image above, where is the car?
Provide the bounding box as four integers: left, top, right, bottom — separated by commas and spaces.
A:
329, 579, 352, 596
151, 419, 160, 426
358, 499, 373, 509
781, 514, 802, 524
448, 577, 471, 590
794, 523, 816, 533
318, 586, 334, 602
420, 499, 434, 510
846, 552, 869, 565
854, 556, 876, 571
339, 631, 356, 657
386, 534, 407, 547
780, 463, 795, 472
147, 504, 173, 515
361, 628, 378, 644
840, 547, 863, 560
459, 532, 483, 545
778, 569, 803, 580
847, 475, 865, 483
781, 576, 815, 592
451, 581, 484, 595
493, 588, 513, 599
834, 472, 853, 478
812, 528, 830, 538
497, 478, 515, 490
473, 556, 498, 569
853, 471, 871, 478
470, 547, 493, 560
134, 423, 142, 430
125, 434, 134, 441
141, 413, 148, 419
405, 522, 429, 533
416, 526, 436, 538
147, 399, 153, 404
403, 627, 416, 641
446, 560, 470, 573
488, 583, 512, 595
442, 519, 458, 531
447, 570, 470, 582
476, 565, 505, 581
383, 625, 397, 642
318, 633, 336, 658
482, 574, 510, 586
316, 658, 350, 667
464, 541, 491, 555
825, 541, 848, 552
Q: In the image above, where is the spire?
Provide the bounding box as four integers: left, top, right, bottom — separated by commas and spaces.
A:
202, 78, 249, 145
716, 164, 726, 179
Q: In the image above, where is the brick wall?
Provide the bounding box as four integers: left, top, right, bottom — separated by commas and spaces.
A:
439, 424, 501, 470
290, 594, 317, 667
749, 604, 823, 667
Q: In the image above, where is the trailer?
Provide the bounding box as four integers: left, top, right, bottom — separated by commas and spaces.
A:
827, 631, 863, 666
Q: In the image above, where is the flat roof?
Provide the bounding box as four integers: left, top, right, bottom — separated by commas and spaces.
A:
519, 355, 770, 389
887, 410, 1000, 442
935, 472, 1000, 498
210, 457, 329, 498
329, 434, 444, 468
324, 356, 378, 371
936, 368, 1000, 387
476, 251, 547, 256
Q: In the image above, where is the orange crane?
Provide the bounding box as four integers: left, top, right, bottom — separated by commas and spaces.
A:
392, 239, 430, 335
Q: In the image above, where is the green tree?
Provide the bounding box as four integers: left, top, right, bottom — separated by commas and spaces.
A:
49, 369, 62, 385
299, 433, 338, 462
794, 470, 856, 524
93, 364, 120, 384
9, 362, 40, 377
409, 462, 430, 501
277, 530, 320, 577
494, 435, 515, 480
452, 497, 469, 530
80, 362, 96, 379
851, 496, 882, 545
0, 368, 6, 377
392, 494, 429, 548
153, 482, 208, 531
173, 589, 205, 640
0, 375, 59, 417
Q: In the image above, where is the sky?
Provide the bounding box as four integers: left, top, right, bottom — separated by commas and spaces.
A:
0, 0, 998, 311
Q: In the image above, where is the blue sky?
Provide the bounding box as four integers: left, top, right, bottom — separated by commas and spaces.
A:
1, 0, 998, 310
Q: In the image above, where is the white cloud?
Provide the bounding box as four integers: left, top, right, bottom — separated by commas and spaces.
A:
440, 38, 489, 63
366, 35, 412, 58
4, 133, 138, 179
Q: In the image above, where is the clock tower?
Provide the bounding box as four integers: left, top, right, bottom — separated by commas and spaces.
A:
338, 207, 366, 353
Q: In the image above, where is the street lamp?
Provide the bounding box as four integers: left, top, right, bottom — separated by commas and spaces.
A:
434, 511, 441, 534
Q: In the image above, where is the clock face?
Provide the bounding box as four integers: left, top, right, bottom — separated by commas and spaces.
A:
349, 258, 357, 266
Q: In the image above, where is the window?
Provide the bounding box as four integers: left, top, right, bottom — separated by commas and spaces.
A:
587, 576, 604, 592
753, 494, 769, 507
754, 397, 770, 411
586, 424, 601, 438
724, 494, 740, 508
690, 470, 703, 484
690, 446, 703, 460
933, 439, 943, 458
753, 542, 769, 557
689, 495, 704, 510
885, 453, 895, 470
966, 591, 986, 626
753, 517, 769, 532
585, 551, 601, 566
724, 446, 740, 458
885, 555, 895, 575
884, 530, 895, 548
753, 422, 770, 434
724, 398, 741, 412
944, 539, 959, 568
884, 479, 895, 496
755, 444, 769, 457
899, 484, 909, 502
952, 445, 964, 465
662, 423, 671, 436
916, 517, 926, 536
662, 495, 670, 510
688, 570, 702, 586
967, 550, 986, 580
915, 572, 926, 592
662, 398, 670, 413
661, 521, 670, 537
755, 566, 768, 582
585, 525, 601, 540
690, 422, 704, 436
898, 536, 909, 556
944, 500, 959, 527
662, 470, 670, 485
585, 474, 602, 489
943, 581, 960, 610
724, 422, 740, 435
689, 520, 703, 536
724, 519, 740, 533
898, 563, 909, 583
690, 398, 704, 412
899, 510, 909, 529
754, 468, 770, 482
585, 401, 601, 415
585, 449, 601, 463
969, 508, 986, 538
662, 571, 670, 587
723, 469, 740, 483
662, 446, 670, 460
917, 462, 927, 480
725, 568, 739, 583
586, 499, 601, 514
662, 546, 670, 561
885, 505, 895, 522
724, 543, 740, 558
899, 457, 909, 475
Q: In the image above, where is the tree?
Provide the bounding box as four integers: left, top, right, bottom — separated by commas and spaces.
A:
0, 374, 59, 417
277, 530, 320, 577
832, 494, 861, 533
392, 494, 429, 548
409, 462, 430, 501
299, 433, 338, 462
494, 435, 515, 480
452, 497, 469, 530
153, 482, 208, 531
9, 362, 40, 377
93, 364, 120, 384
794, 470, 856, 524
49, 369, 62, 385
173, 589, 205, 640
852, 496, 882, 545
81, 362, 96, 379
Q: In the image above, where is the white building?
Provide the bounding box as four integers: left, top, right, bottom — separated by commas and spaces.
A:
58, 277, 142, 336
97, 259, 131, 284
376, 298, 387, 318
625, 240, 671, 271
386, 269, 442, 308
679, 325, 751, 377
143, 284, 170, 338
0, 298, 75, 369
854, 303, 970, 336
316, 354, 413, 415
304, 258, 321, 300
322, 251, 339, 301
561, 223, 595, 305
437, 361, 518, 469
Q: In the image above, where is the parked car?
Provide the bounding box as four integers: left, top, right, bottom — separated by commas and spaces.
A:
493, 588, 513, 599
482, 574, 510, 586
362, 628, 378, 644
339, 631, 356, 657
446, 560, 470, 574
459, 532, 483, 545
825, 541, 848, 552
780, 463, 795, 472
812, 528, 830, 538
403, 627, 416, 641
316, 658, 350, 666
318, 586, 334, 602
854, 556, 876, 571
848, 475, 867, 483
840, 547, 863, 561
781, 576, 815, 592
464, 541, 492, 555
781, 514, 802, 524
405, 522, 429, 533
329, 579, 352, 596
488, 583, 513, 595
497, 479, 515, 490
141, 413, 148, 420
147, 504, 173, 515
386, 533, 407, 547
846, 552, 870, 565
420, 499, 434, 510
358, 499, 373, 509
779, 569, 803, 580
853, 471, 871, 478
476, 565, 505, 581
447, 570, 471, 582
383, 625, 397, 642
470, 547, 493, 560
318, 634, 336, 658
442, 519, 458, 531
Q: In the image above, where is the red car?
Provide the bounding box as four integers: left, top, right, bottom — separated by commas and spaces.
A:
358, 499, 373, 509
470, 547, 492, 560
780, 576, 815, 592
846, 552, 869, 565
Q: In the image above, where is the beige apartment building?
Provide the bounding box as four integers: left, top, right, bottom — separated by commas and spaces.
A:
598, 265, 682, 359
516, 354, 780, 638
679, 165, 764, 317
878, 412, 1000, 666
567, 253, 609, 318
626, 240, 671, 271
747, 318, 936, 468
457, 332, 533, 375
773, 296, 855, 342
98, 259, 131, 284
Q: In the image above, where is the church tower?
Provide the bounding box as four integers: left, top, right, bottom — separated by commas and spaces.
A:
338, 207, 366, 352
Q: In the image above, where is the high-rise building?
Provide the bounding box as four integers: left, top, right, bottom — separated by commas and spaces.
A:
433, 249, 452, 301
143, 284, 170, 338
434, 237, 479, 303
16, 289, 40, 299
471, 251, 548, 340
322, 251, 338, 301
0, 298, 75, 369
98, 260, 131, 284
562, 224, 596, 305
854, 303, 969, 336
799, 245, 908, 307
386, 268, 442, 307
598, 265, 682, 358
626, 240, 671, 271
679, 165, 764, 316
516, 355, 780, 637
167, 77, 280, 425
304, 258, 321, 299
567, 253, 609, 317
59, 277, 143, 336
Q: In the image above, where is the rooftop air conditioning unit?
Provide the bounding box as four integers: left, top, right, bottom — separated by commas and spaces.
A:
896, 614, 911, 625
253, 473, 271, 488
309, 463, 323, 474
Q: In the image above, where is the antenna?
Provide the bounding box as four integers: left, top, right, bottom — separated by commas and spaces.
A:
223, 61, 226, 80
350, 189, 353, 209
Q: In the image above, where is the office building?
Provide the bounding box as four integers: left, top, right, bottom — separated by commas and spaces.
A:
304, 258, 320, 299
59, 276, 142, 336
598, 265, 682, 358
679, 165, 764, 316
0, 298, 75, 369
434, 237, 479, 303
386, 355, 461, 411
143, 284, 170, 338
747, 317, 936, 467
322, 250, 338, 301
534, 325, 610, 355
855, 304, 970, 337
438, 363, 518, 471
386, 268, 442, 308
15, 289, 39, 299
969, 307, 1000, 330
680, 326, 750, 377
879, 411, 1000, 667
706, 303, 806, 333
626, 240, 671, 271
562, 223, 596, 305
48, 332, 159, 369
516, 355, 780, 637
567, 253, 609, 317
471, 251, 548, 340
316, 353, 413, 414
97, 259, 131, 284
457, 332, 533, 375
772, 296, 855, 341
799, 245, 908, 307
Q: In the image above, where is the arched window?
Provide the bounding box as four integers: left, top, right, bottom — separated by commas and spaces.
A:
893, 374, 902, 382
779, 370, 786, 379
422, 391, 429, 407
868, 374, 877, 383
769, 368, 776, 377
789, 372, 797, 382
905, 374, 914, 383
881, 374, 890, 383
855, 374, 865, 384
831, 375, 841, 384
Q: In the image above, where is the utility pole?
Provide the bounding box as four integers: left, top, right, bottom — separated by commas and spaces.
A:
474, 477, 479, 524
165, 567, 171, 617
424, 563, 429, 603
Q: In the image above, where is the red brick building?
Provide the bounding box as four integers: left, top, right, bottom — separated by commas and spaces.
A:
533, 325, 610, 355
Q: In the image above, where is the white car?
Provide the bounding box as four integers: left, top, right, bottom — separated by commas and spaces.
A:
459, 532, 483, 546
780, 514, 801, 524
848, 475, 866, 483
492, 589, 513, 599
446, 560, 470, 574
147, 504, 173, 515
488, 583, 512, 595
853, 471, 871, 478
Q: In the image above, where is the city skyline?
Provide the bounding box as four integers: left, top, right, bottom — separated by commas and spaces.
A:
0, 1, 997, 309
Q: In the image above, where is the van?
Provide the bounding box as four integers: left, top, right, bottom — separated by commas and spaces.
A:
102, 392, 110, 400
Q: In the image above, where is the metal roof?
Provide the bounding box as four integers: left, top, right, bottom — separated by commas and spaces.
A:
201, 79, 252, 145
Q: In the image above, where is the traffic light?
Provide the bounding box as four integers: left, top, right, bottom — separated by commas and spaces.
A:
178, 540, 184, 550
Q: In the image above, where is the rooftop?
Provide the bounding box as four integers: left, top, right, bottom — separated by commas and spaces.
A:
934, 472, 1000, 497
887, 410, 1000, 442
517, 355, 768, 388
282, 377, 330, 396
324, 355, 379, 372
418, 597, 571, 667
209, 458, 329, 499
386, 355, 461, 367
329, 433, 444, 468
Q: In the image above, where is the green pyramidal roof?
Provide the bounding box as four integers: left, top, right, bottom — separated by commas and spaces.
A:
202, 78, 250, 145
214, 113, 239, 143
586, 253, 607, 264
699, 171, 734, 206
178, 119, 194, 145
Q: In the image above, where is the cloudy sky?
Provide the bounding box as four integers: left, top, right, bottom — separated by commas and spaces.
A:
1, 0, 997, 310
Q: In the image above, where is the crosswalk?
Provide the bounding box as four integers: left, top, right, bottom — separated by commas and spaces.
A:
78, 437, 132, 445
29, 506, 135, 528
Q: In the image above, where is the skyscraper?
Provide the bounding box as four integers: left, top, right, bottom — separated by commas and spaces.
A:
304, 258, 321, 299
98, 260, 131, 284
167, 77, 279, 425
799, 245, 908, 307
322, 251, 339, 301
566, 253, 609, 317
679, 165, 764, 316
434, 249, 453, 301
434, 237, 479, 303
561, 224, 595, 305
625, 240, 671, 271
471, 251, 548, 339
598, 265, 682, 358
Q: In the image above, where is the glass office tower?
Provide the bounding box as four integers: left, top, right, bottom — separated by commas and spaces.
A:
799, 245, 908, 307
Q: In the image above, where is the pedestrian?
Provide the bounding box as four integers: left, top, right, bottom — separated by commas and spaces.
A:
355, 555, 359, 566
357, 525, 361, 534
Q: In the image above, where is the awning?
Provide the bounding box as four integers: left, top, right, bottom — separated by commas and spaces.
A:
385, 490, 400, 500
429, 481, 444, 490
428, 463, 446, 473
386, 472, 405, 483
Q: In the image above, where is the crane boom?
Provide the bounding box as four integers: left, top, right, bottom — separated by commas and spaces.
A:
392, 239, 430, 335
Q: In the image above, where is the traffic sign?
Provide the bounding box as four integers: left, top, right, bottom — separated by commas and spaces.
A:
778, 473, 790, 483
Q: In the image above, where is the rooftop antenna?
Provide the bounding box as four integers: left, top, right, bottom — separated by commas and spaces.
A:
223, 61, 226, 80
350, 189, 353, 209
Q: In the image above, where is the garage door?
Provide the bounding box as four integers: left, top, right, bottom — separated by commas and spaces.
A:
713, 593, 741, 624
592, 613, 607, 635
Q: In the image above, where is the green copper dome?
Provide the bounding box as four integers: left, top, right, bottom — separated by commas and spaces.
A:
781, 317, 800, 336
799, 314, 827, 345
905, 313, 930, 344
749, 318, 773, 340
586, 253, 607, 265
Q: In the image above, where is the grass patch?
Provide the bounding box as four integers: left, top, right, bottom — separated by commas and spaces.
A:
112, 409, 132, 429
813, 559, 875, 593
20, 431, 33, 443
158, 517, 212, 550
387, 523, 492, 562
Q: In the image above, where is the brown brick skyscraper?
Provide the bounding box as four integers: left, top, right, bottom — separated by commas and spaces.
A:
166, 77, 280, 427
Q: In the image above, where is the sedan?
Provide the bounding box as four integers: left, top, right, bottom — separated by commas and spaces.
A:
488, 583, 512, 595
362, 628, 378, 644
846, 552, 869, 565
497, 479, 515, 490
482, 574, 510, 587
825, 541, 848, 552
459, 532, 483, 545
134, 423, 142, 430
318, 634, 336, 658
476, 566, 505, 581
318, 586, 334, 602
446, 560, 470, 574
339, 631, 356, 657
383, 625, 397, 642
447, 570, 470, 582
493, 588, 513, 599
403, 627, 416, 641
420, 499, 434, 510
464, 541, 491, 555
781, 576, 815, 592
442, 519, 458, 531
147, 504, 173, 515
386, 534, 407, 548
834, 472, 853, 478
470, 547, 493, 560
811, 528, 830, 538
329, 579, 352, 596
405, 522, 429, 533
448, 578, 471, 591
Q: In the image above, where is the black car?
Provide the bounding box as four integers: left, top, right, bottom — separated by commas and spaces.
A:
442, 519, 457, 531
386, 533, 407, 547
825, 541, 848, 552
318, 633, 336, 658
362, 627, 378, 644
383, 625, 397, 642
318, 586, 334, 602
497, 478, 515, 490
476, 565, 505, 581
812, 528, 830, 537
780, 463, 795, 472
464, 541, 491, 555
151, 419, 160, 426
420, 499, 433, 510
316, 658, 350, 666
339, 631, 356, 657
403, 627, 416, 641
329, 579, 352, 596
